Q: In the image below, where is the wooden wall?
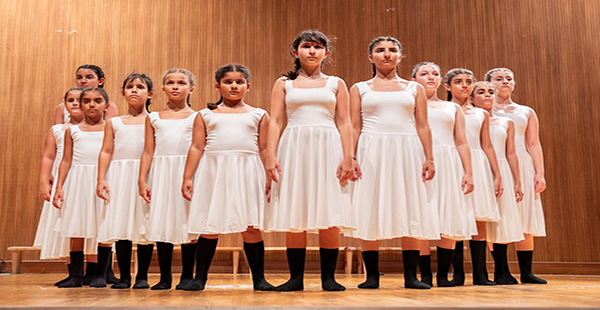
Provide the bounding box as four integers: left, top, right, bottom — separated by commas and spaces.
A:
1, 0, 599, 264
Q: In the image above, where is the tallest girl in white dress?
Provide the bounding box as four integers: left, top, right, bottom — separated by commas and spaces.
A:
265, 30, 357, 291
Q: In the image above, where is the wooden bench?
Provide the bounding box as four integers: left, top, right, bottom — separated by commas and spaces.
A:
7, 246, 39, 274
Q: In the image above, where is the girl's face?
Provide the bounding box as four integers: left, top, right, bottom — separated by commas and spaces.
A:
445, 73, 475, 101
80, 91, 107, 119
123, 78, 152, 110
162, 72, 193, 102
216, 71, 250, 102
471, 85, 496, 110
294, 40, 330, 66
76, 68, 104, 88
413, 65, 442, 90
369, 41, 401, 70
65, 90, 83, 120
489, 71, 515, 96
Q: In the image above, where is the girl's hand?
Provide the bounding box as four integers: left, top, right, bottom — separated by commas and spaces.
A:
534, 174, 546, 194
336, 157, 354, 183
96, 180, 110, 201
52, 188, 64, 209
514, 182, 524, 203
181, 179, 194, 201
266, 156, 282, 183
139, 182, 151, 203
265, 180, 272, 203
494, 177, 504, 199
461, 174, 475, 195
351, 159, 362, 181
422, 159, 435, 181
39, 182, 52, 202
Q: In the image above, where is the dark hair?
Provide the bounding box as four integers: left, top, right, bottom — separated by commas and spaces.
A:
411, 62, 441, 78
368, 37, 402, 77
470, 81, 496, 97
162, 68, 195, 106
76, 65, 106, 88
444, 68, 475, 101
208, 64, 251, 110
79, 87, 109, 119
64, 87, 85, 102
484, 67, 514, 82
122, 73, 153, 112
283, 30, 331, 80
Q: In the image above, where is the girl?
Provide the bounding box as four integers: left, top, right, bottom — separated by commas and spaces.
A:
349, 37, 437, 290
265, 30, 356, 291
34, 88, 83, 285
54, 65, 118, 124
52, 88, 109, 288
138, 68, 197, 290
486, 68, 547, 284
96, 73, 155, 289
412, 64, 476, 287
181, 64, 273, 291
446, 68, 502, 286
471, 81, 526, 284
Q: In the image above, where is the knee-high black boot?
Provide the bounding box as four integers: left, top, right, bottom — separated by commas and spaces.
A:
452, 241, 465, 286
151, 242, 174, 290
492, 243, 518, 284
58, 251, 84, 288
358, 251, 379, 289
54, 264, 72, 286
176, 243, 197, 290
320, 248, 345, 291
436, 247, 456, 287
243, 241, 275, 291
517, 250, 547, 284
112, 240, 132, 289
106, 250, 119, 284
133, 243, 154, 289
470, 240, 495, 285
419, 255, 433, 286
274, 248, 306, 291
82, 261, 97, 286
90, 246, 112, 287
403, 250, 431, 289
183, 237, 218, 291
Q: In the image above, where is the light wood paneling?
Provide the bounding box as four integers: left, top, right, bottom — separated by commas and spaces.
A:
1, 0, 599, 263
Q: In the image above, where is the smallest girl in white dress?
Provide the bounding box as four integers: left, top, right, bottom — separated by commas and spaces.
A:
181, 64, 273, 291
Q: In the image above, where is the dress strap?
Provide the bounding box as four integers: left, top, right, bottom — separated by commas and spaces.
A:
406, 81, 418, 96
326, 76, 339, 91
355, 82, 370, 97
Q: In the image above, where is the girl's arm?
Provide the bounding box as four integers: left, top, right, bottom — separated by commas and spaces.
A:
453, 105, 474, 194
39, 127, 57, 201
138, 116, 155, 203
257, 112, 272, 199
348, 85, 363, 180
181, 114, 207, 201
480, 112, 503, 198
105, 101, 119, 120
52, 128, 73, 209
506, 120, 524, 202
54, 103, 65, 125
97, 119, 115, 200
334, 78, 356, 184
414, 84, 435, 181
524, 108, 546, 193
265, 78, 287, 183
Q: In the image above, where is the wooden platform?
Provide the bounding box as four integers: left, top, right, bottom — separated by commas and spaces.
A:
0, 274, 598, 309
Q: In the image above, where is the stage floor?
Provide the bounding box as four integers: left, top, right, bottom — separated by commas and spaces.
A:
0, 274, 598, 309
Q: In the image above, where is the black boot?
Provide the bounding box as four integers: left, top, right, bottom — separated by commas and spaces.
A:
436, 247, 456, 287
243, 241, 275, 291
452, 241, 465, 286
112, 240, 132, 289
492, 243, 518, 284
82, 261, 97, 286
176, 243, 197, 290
403, 250, 431, 289
58, 251, 84, 288
419, 255, 433, 286
183, 237, 218, 291
470, 240, 495, 285
90, 246, 112, 287
319, 248, 345, 291
358, 251, 379, 289
54, 264, 72, 286
106, 251, 120, 284
133, 244, 154, 289
275, 248, 306, 291
151, 242, 174, 290
517, 250, 547, 284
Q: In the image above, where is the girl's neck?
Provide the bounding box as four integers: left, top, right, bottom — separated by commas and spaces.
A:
167, 100, 190, 111
452, 96, 469, 106
299, 66, 324, 78
484, 107, 494, 116
374, 68, 399, 80
84, 115, 104, 126
495, 93, 514, 105
221, 98, 245, 109
68, 117, 83, 125
426, 89, 442, 101
127, 104, 147, 117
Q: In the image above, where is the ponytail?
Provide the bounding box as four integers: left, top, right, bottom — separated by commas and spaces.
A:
284, 58, 302, 80
207, 96, 223, 110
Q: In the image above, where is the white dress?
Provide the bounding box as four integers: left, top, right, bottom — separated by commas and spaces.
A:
265, 76, 354, 232
59, 125, 105, 255
188, 108, 267, 235
97, 117, 149, 243
350, 81, 439, 240
145, 111, 196, 244
495, 106, 546, 236
486, 117, 525, 243
33, 125, 70, 259
428, 102, 477, 240
464, 108, 500, 222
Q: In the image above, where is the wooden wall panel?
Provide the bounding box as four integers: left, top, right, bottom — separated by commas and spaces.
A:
1, 0, 598, 264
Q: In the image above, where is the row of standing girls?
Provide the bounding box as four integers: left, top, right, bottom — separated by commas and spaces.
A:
33, 29, 547, 292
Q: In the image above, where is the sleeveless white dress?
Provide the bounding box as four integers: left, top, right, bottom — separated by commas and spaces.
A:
265, 76, 354, 232
188, 108, 267, 235
495, 106, 546, 236
486, 117, 525, 243
350, 81, 439, 240
428, 102, 477, 240
145, 111, 196, 244
464, 108, 500, 222
33, 125, 70, 259
59, 125, 104, 255
97, 117, 149, 243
